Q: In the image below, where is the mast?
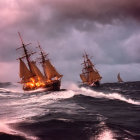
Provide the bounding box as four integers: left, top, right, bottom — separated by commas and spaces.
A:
80, 52, 89, 83
37, 42, 62, 80
17, 32, 36, 74
37, 42, 48, 78
38, 42, 47, 63
84, 51, 89, 61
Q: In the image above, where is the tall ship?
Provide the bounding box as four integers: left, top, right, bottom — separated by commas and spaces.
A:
17, 33, 62, 91
80, 52, 102, 87
117, 73, 123, 83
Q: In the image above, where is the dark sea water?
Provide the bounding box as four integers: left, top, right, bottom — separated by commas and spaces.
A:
0, 81, 140, 140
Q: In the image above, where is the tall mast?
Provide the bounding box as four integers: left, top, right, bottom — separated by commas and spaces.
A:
82, 54, 87, 73
17, 32, 35, 74
38, 42, 48, 78
84, 51, 89, 62
38, 42, 46, 63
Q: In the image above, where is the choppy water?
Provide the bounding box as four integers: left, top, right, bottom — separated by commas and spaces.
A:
0, 81, 140, 140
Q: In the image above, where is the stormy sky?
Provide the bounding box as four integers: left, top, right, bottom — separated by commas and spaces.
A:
0, 0, 140, 83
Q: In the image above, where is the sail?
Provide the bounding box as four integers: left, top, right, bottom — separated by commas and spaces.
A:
19, 59, 32, 82
30, 61, 45, 81
88, 71, 102, 84
80, 74, 87, 83
44, 60, 62, 80
82, 56, 102, 84
117, 73, 123, 82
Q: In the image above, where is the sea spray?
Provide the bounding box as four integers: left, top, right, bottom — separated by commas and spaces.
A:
79, 87, 140, 105
0, 82, 140, 140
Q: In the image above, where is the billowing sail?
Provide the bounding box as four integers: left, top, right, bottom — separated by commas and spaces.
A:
117, 73, 123, 83
88, 71, 102, 84
44, 60, 62, 80
80, 74, 87, 83
19, 59, 32, 82
30, 61, 45, 81
80, 52, 102, 86
17, 34, 62, 91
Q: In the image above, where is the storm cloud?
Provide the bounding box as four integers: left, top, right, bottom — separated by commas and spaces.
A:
45, 0, 140, 22
0, 0, 140, 82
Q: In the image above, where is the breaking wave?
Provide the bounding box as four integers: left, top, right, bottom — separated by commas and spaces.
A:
1, 83, 140, 106
78, 87, 140, 105
0, 121, 38, 140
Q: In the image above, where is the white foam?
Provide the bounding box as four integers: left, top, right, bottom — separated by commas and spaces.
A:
5, 90, 75, 105
94, 128, 116, 140
0, 121, 14, 134
0, 88, 11, 93
1, 90, 76, 121
79, 87, 140, 105
0, 120, 38, 140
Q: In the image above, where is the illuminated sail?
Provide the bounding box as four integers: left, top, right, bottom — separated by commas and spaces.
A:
117, 73, 123, 83
44, 60, 62, 80
80, 52, 102, 85
19, 59, 32, 82
17, 33, 61, 91
30, 61, 45, 81
88, 71, 102, 84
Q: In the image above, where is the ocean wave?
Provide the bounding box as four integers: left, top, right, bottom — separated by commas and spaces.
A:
3, 90, 75, 105
0, 88, 12, 93
89, 114, 116, 140
0, 90, 76, 121
0, 121, 38, 140
78, 87, 140, 105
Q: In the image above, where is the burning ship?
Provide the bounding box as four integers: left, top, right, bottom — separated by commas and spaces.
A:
17, 33, 63, 91
80, 52, 102, 87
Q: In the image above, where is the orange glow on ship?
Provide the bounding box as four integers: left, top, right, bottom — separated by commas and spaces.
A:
24, 77, 46, 90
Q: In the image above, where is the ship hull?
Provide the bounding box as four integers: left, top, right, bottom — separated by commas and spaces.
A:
23, 80, 61, 91
79, 81, 101, 88
93, 81, 100, 87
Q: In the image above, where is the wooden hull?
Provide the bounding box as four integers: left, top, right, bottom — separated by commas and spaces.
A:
23, 80, 61, 91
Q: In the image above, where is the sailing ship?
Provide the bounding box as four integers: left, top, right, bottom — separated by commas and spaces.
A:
17, 32, 62, 91
117, 73, 123, 83
80, 52, 102, 87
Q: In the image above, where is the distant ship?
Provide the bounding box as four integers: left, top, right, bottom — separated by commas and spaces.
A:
117, 73, 123, 83
17, 33, 63, 91
80, 52, 102, 87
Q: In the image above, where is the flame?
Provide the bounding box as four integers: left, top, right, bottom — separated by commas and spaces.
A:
23, 77, 46, 90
